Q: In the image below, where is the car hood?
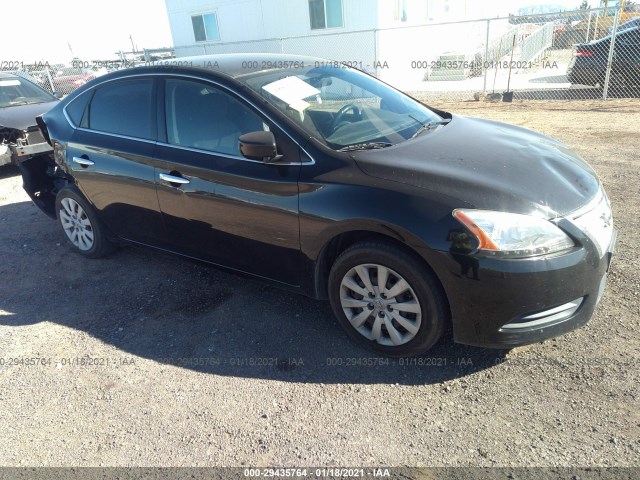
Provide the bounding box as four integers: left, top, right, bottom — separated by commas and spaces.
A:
352, 115, 600, 217
0, 100, 59, 131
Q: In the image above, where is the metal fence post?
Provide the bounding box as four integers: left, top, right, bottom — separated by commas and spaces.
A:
602, 6, 621, 100
482, 19, 490, 93
45, 65, 55, 93
373, 29, 378, 78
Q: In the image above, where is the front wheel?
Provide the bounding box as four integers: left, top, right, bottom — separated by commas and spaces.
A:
55, 188, 115, 258
328, 241, 448, 357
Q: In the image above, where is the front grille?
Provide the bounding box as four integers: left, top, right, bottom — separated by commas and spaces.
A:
568, 188, 614, 257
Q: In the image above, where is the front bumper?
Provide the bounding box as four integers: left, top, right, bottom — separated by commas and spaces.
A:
1, 127, 53, 166
0, 142, 53, 166
11, 142, 53, 158
0, 145, 12, 166
433, 201, 616, 349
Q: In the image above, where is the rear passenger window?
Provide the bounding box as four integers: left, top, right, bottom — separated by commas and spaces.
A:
88, 79, 154, 140
65, 90, 92, 126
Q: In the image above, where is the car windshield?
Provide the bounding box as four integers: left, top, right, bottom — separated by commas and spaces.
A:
239, 65, 444, 150
0, 77, 56, 107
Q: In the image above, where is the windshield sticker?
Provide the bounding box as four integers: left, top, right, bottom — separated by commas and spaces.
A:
288, 99, 311, 113
262, 76, 319, 111
0, 80, 21, 87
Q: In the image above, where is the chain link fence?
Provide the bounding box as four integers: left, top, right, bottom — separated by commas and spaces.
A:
174, 5, 640, 102
3, 6, 638, 101
0, 61, 129, 97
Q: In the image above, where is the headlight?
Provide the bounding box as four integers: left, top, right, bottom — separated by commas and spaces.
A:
453, 209, 574, 258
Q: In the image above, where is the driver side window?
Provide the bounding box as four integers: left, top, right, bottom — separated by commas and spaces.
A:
164, 79, 269, 156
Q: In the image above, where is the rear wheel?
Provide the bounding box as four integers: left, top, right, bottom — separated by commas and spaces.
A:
55, 188, 115, 258
328, 241, 447, 357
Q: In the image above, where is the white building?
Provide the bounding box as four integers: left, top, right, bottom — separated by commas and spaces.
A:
164, 0, 512, 49
164, 0, 515, 90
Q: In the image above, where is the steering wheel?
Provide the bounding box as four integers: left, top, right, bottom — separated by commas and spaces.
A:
331, 104, 362, 132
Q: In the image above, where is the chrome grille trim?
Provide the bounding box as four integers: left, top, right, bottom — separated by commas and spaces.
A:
500, 298, 584, 331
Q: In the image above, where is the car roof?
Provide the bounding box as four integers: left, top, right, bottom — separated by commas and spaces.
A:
74, 53, 331, 93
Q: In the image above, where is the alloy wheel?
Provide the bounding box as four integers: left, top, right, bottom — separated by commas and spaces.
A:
339, 263, 422, 346
59, 197, 94, 251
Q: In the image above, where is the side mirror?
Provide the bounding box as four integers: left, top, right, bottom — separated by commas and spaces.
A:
239, 131, 283, 163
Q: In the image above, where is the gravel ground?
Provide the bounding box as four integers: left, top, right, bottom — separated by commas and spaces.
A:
0, 99, 638, 468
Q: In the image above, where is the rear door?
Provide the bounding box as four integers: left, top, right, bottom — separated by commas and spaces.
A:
153, 77, 302, 285
67, 77, 166, 245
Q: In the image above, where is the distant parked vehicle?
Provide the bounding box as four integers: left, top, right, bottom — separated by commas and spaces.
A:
568, 26, 640, 87
608, 17, 640, 34
84, 66, 110, 78
52, 67, 96, 93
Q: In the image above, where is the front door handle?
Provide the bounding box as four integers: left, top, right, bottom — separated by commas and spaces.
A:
159, 172, 190, 185
72, 156, 94, 166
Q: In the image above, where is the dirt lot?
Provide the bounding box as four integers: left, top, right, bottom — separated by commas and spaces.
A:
0, 99, 638, 468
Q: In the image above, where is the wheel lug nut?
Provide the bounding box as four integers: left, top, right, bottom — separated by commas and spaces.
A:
378, 312, 385, 318
368, 303, 374, 310
368, 293, 375, 299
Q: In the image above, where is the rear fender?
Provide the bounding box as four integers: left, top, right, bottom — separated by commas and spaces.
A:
36, 115, 52, 146
19, 154, 69, 219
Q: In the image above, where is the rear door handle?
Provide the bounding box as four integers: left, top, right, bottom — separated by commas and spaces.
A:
159, 172, 190, 185
72, 156, 94, 166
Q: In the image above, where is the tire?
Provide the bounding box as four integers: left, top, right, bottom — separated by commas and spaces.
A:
55, 187, 116, 258
328, 241, 447, 357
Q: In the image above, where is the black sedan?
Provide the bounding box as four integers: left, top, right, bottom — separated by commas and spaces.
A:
568, 26, 640, 87
21, 54, 616, 357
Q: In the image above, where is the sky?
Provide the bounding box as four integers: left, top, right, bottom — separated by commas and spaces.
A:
2, 0, 594, 65
1, 0, 173, 63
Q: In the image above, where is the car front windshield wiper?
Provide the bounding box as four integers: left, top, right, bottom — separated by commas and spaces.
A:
410, 119, 451, 139
338, 142, 393, 152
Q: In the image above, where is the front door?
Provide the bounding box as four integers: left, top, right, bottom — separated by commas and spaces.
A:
154, 78, 302, 285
